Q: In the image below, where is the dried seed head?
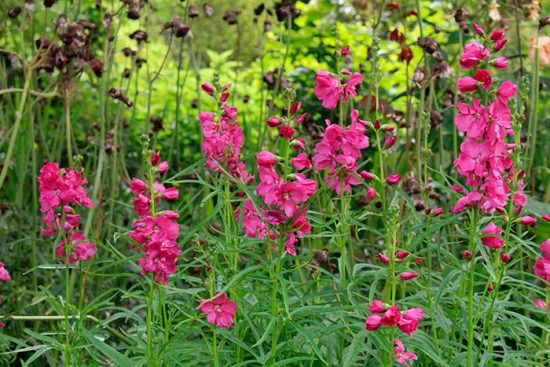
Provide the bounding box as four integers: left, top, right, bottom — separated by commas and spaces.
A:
203, 3, 214, 17
188, 4, 200, 18
452, 8, 469, 24
44, 0, 58, 7
129, 30, 148, 43
150, 116, 164, 132
122, 47, 137, 57
223, 10, 239, 25
540, 16, 550, 30
8, 6, 23, 20
254, 4, 265, 16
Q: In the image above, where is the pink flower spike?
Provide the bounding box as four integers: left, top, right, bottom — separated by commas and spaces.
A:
386, 174, 401, 185
520, 216, 537, 227
472, 22, 485, 36
400, 272, 418, 280
200, 293, 237, 329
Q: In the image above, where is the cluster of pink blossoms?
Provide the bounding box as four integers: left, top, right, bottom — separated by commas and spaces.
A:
129, 152, 181, 285
452, 25, 527, 246
38, 162, 96, 263
365, 300, 423, 366
199, 83, 251, 183
312, 109, 370, 195
534, 239, 550, 283
313, 46, 363, 110
240, 151, 317, 255
200, 292, 237, 329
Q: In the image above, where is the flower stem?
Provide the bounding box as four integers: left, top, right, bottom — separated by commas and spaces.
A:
466, 208, 479, 367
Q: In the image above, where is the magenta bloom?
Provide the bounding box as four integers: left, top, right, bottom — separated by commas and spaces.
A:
482, 222, 504, 249
381, 305, 402, 327
279, 125, 296, 140
386, 174, 401, 185
369, 299, 386, 314
400, 272, 418, 281
257, 151, 277, 168
540, 240, 550, 260
454, 99, 487, 140
56, 231, 97, 264
291, 153, 312, 170
492, 56, 509, 69
534, 258, 550, 282
460, 41, 490, 69
394, 338, 418, 367
0, 262, 11, 282
378, 252, 389, 264
200, 293, 237, 328
365, 315, 382, 331
520, 216, 537, 226
314, 70, 341, 110
458, 77, 478, 93
397, 308, 423, 336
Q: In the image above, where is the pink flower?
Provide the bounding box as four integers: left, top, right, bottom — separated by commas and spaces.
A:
473, 22, 485, 36
474, 69, 493, 90
0, 262, 11, 282
386, 174, 401, 185
460, 41, 490, 69
366, 187, 377, 202
520, 216, 537, 226
458, 77, 478, 93
257, 151, 277, 168
267, 116, 281, 127
162, 187, 179, 201
394, 339, 418, 367
291, 153, 311, 170
492, 56, 509, 69
400, 272, 418, 280
341, 45, 351, 56
200, 293, 237, 328
365, 315, 382, 331
534, 258, 550, 282
56, 231, 97, 264
397, 307, 424, 336
360, 171, 375, 180
452, 191, 483, 213
201, 82, 215, 96
381, 305, 402, 327
491, 28, 505, 41
433, 207, 443, 216
378, 252, 389, 264
494, 38, 507, 52
314, 70, 341, 110
454, 99, 487, 140
370, 299, 386, 314
540, 240, 550, 260
534, 298, 549, 309
498, 81, 518, 100
343, 72, 363, 100
542, 214, 550, 222
482, 222, 504, 249
279, 125, 296, 140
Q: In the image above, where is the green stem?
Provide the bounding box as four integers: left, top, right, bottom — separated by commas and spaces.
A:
466, 209, 479, 367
